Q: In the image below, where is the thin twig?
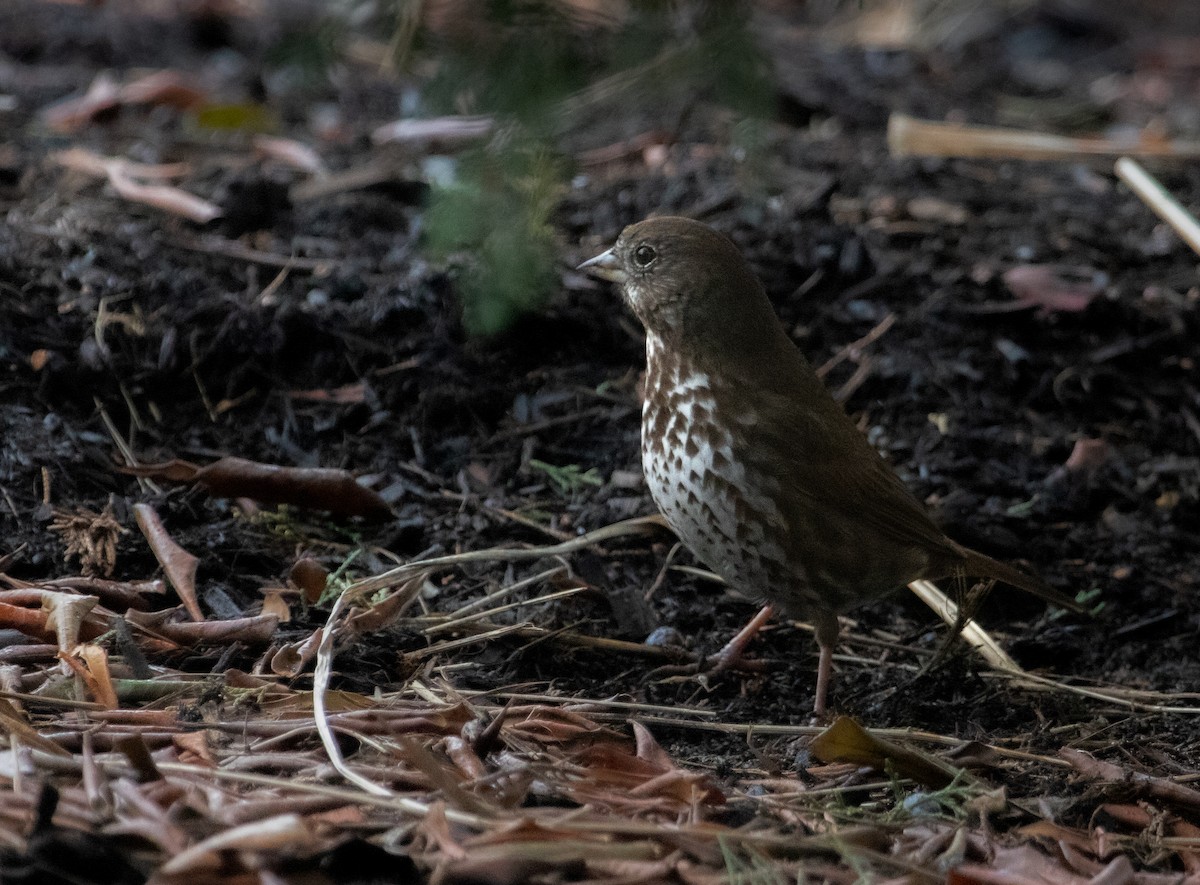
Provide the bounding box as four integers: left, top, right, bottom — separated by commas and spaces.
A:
1115, 157, 1200, 258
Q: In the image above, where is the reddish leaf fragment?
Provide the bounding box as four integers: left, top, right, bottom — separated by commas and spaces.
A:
371, 114, 493, 147
107, 163, 222, 223
133, 504, 203, 622
1065, 438, 1111, 473
287, 382, 368, 404
269, 627, 323, 676
60, 643, 119, 709
289, 556, 329, 605
41, 72, 121, 131
1003, 265, 1106, 314
42, 69, 205, 132
950, 844, 1091, 884
0, 599, 55, 642
260, 588, 291, 622
1060, 747, 1200, 812
124, 609, 279, 646
173, 731, 217, 767
123, 457, 393, 520
252, 135, 326, 175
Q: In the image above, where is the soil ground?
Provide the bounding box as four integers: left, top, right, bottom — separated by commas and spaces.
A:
2, 2, 1200, 882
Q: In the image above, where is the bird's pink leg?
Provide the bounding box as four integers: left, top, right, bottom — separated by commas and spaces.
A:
812, 616, 841, 716
812, 640, 833, 717
708, 604, 775, 671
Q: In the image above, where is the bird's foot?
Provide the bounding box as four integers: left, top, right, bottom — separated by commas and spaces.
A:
703, 603, 776, 673
643, 604, 775, 684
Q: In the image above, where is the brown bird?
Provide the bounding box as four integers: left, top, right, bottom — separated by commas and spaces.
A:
579, 216, 1078, 715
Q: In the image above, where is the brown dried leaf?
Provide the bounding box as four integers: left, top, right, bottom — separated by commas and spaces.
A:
41, 72, 121, 131
42, 69, 205, 132
1003, 265, 1105, 314
260, 588, 291, 622
40, 591, 99, 654
1060, 747, 1200, 812
125, 610, 278, 646
810, 716, 966, 789
123, 457, 393, 520
371, 114, 493, 147
160, 813, 312, 874
1064, 438, 1111, 473
133, 504, 202, 621
289, 556, 328, 604
61, 643, 119, 709
173, 731, 217, 767
106, 163, 222, 223
0, 697, 72, 756
0, 599, 54, 641
269, 627, 323, 676
252, 135, 326, 175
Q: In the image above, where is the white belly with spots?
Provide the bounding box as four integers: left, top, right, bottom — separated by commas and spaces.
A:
641, 337, 789, 594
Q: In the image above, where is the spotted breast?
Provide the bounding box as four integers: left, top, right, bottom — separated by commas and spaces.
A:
640, 333, 796, 600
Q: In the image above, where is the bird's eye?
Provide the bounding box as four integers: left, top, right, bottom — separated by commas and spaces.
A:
632, 244, 657, 268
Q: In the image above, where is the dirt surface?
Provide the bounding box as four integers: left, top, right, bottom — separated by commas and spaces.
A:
2, 1, 1200, 882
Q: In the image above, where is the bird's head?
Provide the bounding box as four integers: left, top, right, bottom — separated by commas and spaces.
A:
578, 216, 774, 352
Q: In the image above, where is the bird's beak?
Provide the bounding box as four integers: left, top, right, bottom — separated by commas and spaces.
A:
577, 247, 626, 283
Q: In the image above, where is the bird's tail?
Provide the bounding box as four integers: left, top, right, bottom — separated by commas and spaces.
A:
958, 547, 1085, 613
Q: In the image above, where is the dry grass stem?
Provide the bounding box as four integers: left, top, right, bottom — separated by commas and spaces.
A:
1115, 157, 1200, 257
906, 579, 1022, 672
889, 113, 1200, 161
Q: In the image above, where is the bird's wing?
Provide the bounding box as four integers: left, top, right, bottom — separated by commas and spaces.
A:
743, 382, 965, 566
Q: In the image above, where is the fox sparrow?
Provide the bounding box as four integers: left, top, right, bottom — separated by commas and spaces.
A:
579, 216, 1078, 714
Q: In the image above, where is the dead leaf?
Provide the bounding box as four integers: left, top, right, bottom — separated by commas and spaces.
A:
371, 114, 493, 147
160, 813, 312, 874
106, 163, 222, 223
1003, 265, 1106, 314
0, 697, 72, 756
61, 643, 119, 709
810, 716, 967, 789
124, 609, 278, 645
1064, 438, 1111, 473
269, 628, 323, 676
40, 591, 99, 656
173, 731, 217, 767
1060, 747, 1200, 812
288, 557, 328, 605
286, 382, 369, 404
42, 69, 206, 132
133, 504, 202, 621
252, 135, 326, 175
122, 457, 393, 520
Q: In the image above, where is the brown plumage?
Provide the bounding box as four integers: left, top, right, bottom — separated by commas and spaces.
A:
579, 216, 1078, 714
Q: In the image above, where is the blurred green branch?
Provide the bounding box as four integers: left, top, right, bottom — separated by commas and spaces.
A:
407, 0, 775, 334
